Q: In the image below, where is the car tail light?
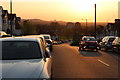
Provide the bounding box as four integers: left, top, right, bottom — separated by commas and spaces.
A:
82, 41, 88, 46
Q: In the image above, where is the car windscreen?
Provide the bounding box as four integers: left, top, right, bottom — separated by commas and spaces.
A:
84, 37, 96, 41
43, 36, 50, 39
2, 41, 42, 60
108, 38, 115, 42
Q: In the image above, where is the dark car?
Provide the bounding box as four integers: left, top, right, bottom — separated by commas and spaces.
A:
79, 36, 99, 51
99, 36, 115, 51
70, 40, 79, 46
112, 37, 120, 53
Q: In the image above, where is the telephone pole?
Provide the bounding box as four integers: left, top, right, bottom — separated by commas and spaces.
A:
10, 0, 12, 14
10, 0, 12, 35
95, 4, 96, 38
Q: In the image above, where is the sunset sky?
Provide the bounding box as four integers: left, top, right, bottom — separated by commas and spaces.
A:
1, 0, 119, 22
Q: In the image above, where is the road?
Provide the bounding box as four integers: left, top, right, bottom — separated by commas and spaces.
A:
51, 43, 119, 79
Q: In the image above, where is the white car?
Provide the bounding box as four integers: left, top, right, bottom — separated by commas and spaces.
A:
40, 34, 53, 52
23, 35, 48, 47
99, 36, 115, 51
1, 37, 51, 79
0, 31, 10, 38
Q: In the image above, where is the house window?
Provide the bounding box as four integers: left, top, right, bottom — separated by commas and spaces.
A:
3, 19, 6, 24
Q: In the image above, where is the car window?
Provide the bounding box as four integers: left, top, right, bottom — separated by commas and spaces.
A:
84, 37, 96, 41
43, 36, 50, 39
108, 38, 115, 42
2, 41, 42, 60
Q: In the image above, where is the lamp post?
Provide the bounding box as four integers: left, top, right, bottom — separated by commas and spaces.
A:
82, 19, 88, 35
10, 0, 12, 35
95, 4, 96, 38
10, 0, 12, 14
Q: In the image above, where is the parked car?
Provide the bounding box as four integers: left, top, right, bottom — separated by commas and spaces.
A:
24, 35, 48, 48
40, 34, 53, 52
99, 36, 115, 51
1, 37, 51, 79
70, 40, 79, 46
112, 37, 120, 53
53, 41, 58, 45
79, 36, 99, 51
0, 31, 11, 38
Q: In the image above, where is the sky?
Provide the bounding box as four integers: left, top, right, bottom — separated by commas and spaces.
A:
1, 0, 120, 22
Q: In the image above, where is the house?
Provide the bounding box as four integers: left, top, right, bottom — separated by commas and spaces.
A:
8, 14, 16, 34
105, 19, 120, 37
2, 10, 9, 32
66, 22, 74, 29
106, 23, 115, 36
14, 17, 22, 35
0, 6, 3, 31
114, 19, 120, 36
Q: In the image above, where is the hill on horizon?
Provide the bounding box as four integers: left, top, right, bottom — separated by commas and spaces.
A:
22, 19, 108, 27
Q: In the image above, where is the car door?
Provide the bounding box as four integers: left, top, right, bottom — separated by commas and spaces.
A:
40, 40, 52, 78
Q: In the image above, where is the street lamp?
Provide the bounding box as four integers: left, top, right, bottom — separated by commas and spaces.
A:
10, 0, 12, 35
95, 4, 96, 38
10, 0, 12, 14
82, 19, 88, 35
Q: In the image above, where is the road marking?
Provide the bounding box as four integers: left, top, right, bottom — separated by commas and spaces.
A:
98, 59, 110, 67
98, 50, 104, 55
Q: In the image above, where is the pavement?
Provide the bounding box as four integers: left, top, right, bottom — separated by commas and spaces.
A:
51, 43, 120, 79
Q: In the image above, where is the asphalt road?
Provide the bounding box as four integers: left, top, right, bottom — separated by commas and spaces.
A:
51, 43, 120, 79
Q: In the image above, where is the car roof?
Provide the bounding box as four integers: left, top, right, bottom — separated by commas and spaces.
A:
24, 35, 44, 38
104, 36, 115, 38
82, 36, 95, 38
40, 34, 50, 36
0, 37, 40, 42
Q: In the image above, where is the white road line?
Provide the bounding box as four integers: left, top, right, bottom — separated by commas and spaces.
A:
98, 59, 110, 67
98, 50, 104, 55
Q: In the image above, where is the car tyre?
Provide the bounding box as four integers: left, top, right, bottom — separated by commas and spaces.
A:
81, 47, 84, 51
105, 48, 108, 51
96, 49, 98, 52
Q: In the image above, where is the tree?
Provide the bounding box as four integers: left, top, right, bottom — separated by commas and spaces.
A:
22, 20, 37, 35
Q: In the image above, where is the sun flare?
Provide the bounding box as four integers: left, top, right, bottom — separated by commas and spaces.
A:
68, 0, 100, 12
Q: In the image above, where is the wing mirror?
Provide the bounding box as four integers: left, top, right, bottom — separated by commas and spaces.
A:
45, 48, 51, 58
47, 44, 51, 47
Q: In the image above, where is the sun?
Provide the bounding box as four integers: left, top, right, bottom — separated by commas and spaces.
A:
68, 0, 100, 12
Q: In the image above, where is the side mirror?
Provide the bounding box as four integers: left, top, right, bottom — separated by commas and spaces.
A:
45, 48, 51, 58
43, 57, 46, 62
47, 44, 51, 47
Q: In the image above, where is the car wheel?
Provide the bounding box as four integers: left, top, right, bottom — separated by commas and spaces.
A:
81, 47, 84, 51
112, 47, 115, 52
50, 47, 53, 52
79, 47, 81, 51
96, 49, 98, 52
105, 48, 108, 51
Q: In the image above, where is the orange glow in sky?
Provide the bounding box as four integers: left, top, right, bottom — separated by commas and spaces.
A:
1, 0, 119, 22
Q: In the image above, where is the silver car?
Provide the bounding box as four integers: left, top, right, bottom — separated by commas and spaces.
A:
0, 37, 51, 79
